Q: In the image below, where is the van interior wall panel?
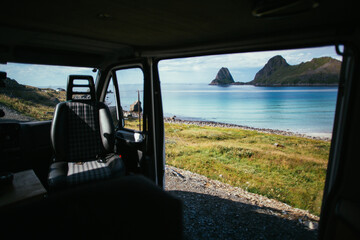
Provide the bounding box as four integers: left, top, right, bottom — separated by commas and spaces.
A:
0, 0, 358, 67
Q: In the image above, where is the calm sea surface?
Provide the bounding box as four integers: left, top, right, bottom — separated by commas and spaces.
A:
109, 83, 338, 138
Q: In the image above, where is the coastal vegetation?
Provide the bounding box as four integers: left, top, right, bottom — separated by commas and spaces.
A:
124, 118, 330, 216
251, 56, 341, 86
163, 122, 329, 216
0, 78, 65, 120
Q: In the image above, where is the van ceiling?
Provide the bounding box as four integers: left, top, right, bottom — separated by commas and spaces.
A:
0, 0, 357, 67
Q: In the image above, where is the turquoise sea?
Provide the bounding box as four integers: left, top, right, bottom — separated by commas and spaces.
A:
162, 84, 338, 138
109, 83, 338, 138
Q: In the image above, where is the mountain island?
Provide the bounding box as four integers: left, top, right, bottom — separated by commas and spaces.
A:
209, 55, 341, 86
209, 67, 235, 85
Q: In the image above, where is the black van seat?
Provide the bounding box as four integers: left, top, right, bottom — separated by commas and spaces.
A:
48, 75, 125, 189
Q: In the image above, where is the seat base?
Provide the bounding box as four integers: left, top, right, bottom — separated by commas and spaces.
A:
48, 154, 125, 189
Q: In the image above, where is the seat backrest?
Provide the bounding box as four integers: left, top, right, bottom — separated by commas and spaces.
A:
66, 75, 96, 101
51, 75, 115, 162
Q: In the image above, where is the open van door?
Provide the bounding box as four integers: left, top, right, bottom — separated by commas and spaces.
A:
319, 45, 360, 239
97, 58, 165, 188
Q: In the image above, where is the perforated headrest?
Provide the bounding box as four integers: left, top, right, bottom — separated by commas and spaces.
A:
67, 75, 96, 101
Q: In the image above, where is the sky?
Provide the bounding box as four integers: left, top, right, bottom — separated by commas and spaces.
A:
158, 45, 342, 83
0, 45, 342, 87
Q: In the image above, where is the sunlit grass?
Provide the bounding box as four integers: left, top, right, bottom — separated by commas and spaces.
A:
0, 86, 66, 120
165, 122, 330, 216
123, 117, 142, 131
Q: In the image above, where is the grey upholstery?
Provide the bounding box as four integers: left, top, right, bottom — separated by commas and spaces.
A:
51, 101, 107, 161
48, 75, 125, 189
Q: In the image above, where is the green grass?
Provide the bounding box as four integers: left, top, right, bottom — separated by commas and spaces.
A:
165, 122, 330, 216
0, 86, 66, 120
123, 116, 142, 131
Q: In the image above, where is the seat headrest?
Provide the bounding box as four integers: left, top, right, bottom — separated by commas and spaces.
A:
67, 75, 96, 101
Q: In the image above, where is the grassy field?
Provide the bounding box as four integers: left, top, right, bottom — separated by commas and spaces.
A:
164, 122, 330, 216
0, 85, 66, 120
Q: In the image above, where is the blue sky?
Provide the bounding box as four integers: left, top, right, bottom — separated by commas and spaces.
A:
0, 45, 341, 87
0, 63, 97, 88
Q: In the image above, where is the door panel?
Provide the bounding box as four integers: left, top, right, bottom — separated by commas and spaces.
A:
115, 130, 145, 174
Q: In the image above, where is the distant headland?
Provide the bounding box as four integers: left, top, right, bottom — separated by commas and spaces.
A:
209, 55, 341, 86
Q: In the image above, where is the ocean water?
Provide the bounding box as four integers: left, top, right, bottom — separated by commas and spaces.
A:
105, 83, 338, 138
161, 84, 338, 137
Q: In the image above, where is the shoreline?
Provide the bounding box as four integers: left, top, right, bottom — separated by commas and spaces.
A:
164, 117, 331, 141
209, 83, 339, 87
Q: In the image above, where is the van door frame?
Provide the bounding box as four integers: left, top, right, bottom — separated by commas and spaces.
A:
96, 58, 165, 188
319, 44, 360, 239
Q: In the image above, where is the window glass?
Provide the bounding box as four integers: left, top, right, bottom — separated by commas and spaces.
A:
105, 68, 144, 131
0, 63, 96, 122
104, 76, 118, 126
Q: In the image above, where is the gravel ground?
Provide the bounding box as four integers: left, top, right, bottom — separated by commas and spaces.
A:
165, 165, 319, 240
0, 103, 35, 122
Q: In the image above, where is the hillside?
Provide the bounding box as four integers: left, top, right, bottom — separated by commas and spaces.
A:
250, 55, 341, 86
0, 78, 66, 120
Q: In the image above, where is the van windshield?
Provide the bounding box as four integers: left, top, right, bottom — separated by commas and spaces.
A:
0, 63, 96, 122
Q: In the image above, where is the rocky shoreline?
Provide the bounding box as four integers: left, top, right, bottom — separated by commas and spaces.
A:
164, 117, 331, 141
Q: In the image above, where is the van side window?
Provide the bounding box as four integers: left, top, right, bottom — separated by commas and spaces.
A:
0, 63, 95, 122
105, 68, 144, 131
104, 76, 118, 126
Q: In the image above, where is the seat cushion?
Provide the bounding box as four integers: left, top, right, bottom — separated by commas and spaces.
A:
48, 154, 125, 189
67, 161, 112, 186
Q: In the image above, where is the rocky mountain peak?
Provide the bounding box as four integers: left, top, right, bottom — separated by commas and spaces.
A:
209, 67, 235, 85
267, 55, 289, 67
255, 55, 289, 80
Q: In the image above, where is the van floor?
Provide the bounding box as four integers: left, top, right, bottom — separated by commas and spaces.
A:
165, 165, 318, 240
